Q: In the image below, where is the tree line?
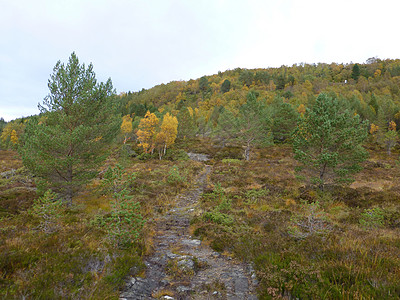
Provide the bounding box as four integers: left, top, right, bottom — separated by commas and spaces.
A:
1, 53, 399, 204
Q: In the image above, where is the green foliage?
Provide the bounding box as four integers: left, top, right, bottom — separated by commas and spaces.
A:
221, 158, 242, 165
199, 76, 209, 92
216, 91, 272, 160
245, 188, 268, 204
238, 69, 254, 87
167, 165, 186, 185
94, 164, 144, 248
351, 63, 361, 81
19, 53, 120, 204
163, 148, 189, 161
202, 183, 233, 226
203, 210, 234, 226
359, 207, 385, 229
270, 97, 299, 143
177, 107, 197, 140
220, 79, 231, 93
293, 94, 368, 190
383, 130, 398, 155
28, 190, 63, 233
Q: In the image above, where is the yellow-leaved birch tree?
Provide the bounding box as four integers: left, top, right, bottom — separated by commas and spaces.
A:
120, 114, 133, 144
136, 111, 159, 153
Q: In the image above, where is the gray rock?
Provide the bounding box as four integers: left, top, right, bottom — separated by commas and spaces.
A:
187, 152, 209, 162
177, 285, 192, 293
177, 257, 195, 270
181, 239, 201, 246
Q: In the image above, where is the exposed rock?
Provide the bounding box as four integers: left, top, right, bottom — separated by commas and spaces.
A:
120, 164, 258, 299
187, 152, 209, 162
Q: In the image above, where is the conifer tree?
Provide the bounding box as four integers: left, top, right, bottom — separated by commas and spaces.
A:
270, 97, 299, 143
177, 107, 196, 140
351, 63, 361, 81
20, 53, 120, 205
293, 94, 368, 190
216, 91, 272, 160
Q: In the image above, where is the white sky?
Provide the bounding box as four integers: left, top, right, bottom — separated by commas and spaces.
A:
1, 0, 399, 121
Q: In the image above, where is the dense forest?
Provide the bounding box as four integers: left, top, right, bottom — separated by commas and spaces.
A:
1, 55, 400, 298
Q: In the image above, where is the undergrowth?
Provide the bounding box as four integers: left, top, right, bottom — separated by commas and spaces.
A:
0, 147, 200, 299
191, 144, 400, 299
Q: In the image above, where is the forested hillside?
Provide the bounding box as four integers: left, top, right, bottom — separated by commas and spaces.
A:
1, 56, 400, 299
118, 58, 400, 138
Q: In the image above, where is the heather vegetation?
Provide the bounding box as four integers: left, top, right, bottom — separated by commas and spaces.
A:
1, 54, 400, 298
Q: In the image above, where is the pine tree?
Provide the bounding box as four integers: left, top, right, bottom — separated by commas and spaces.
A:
293, 94, 368, 190
220, 79, 231, 93
270, 97, 299, 143
177, 107, 196, 140
20, 53, 120, 205
351, 63, 361, 81
216, 91, 272, 160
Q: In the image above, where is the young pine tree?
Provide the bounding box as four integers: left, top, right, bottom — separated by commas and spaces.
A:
293, 94, 368, 190
216, 91, 272, 160
20, 53, 120, 205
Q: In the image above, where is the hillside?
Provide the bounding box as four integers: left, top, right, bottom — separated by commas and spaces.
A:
1, 57, 400, 299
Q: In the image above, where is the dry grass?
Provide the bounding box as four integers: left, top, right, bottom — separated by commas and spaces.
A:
191, 143, 400, 299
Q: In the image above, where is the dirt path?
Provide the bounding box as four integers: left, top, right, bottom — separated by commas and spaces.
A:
120, 161, 258, 300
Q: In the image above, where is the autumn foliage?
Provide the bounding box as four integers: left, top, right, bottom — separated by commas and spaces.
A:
136, 111, 159, 153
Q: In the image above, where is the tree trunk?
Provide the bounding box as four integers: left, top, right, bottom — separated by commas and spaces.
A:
387, 144, 392, 156
244, 142, 251, 161
64, 165, 73, 206
319, 163, 327, 191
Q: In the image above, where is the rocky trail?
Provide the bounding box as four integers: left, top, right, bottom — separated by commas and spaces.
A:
120, 156, 258, 300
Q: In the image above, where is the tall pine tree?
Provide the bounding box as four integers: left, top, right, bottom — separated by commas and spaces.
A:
20, 53, 120, 204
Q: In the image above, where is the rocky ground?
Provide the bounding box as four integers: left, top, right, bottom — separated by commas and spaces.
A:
120, 156, 258, 300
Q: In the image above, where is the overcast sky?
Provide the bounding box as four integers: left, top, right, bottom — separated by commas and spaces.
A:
1, 0, 399, 121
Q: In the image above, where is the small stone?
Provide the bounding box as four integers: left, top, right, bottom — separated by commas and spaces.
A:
177, 286, 192, 293
130, 277, 136, 285
161, 296, 174, 300
177, 258, 195, 270
181, 239, 201, 246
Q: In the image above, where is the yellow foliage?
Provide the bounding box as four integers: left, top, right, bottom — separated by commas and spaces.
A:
121, 115, 133, 134
374, 69, 382, 77
389, 121, 396, 131
154, 113, 178, 159
297, 104, 306, 116
187, 107, 194, 117
10, 130, 18, 144
136, 111, 159, 153
370, 123, 378, 135
304, 80, 313, 92
121, 114, 133, 144
0, 120, 25, 148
